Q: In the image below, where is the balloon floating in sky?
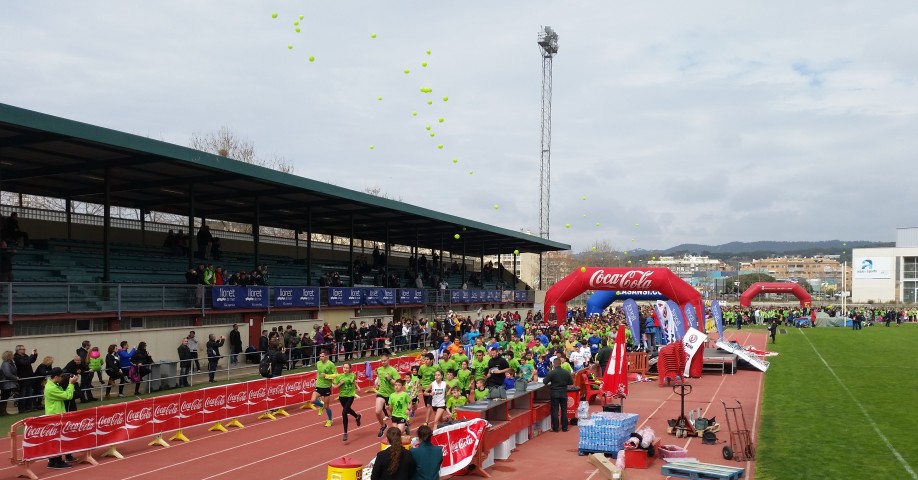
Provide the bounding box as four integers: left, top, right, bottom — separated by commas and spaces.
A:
437, 144, 443, 149
514, 249, 519, 255
565, 224, 571, 229
493, 204, 499, 210
426, 49, 431, 55
635, 223, 639, 227
427, 101, 432, 105
371, 33, 377, 38
438, 118, 444, 123
404, 69, 410, 74
623, 251, 628, 255
429, 132, 435, 137
369, 145, 374, 150
469, 170, 474, 174
299, 15, 304, 20
378, 96, 383, 101
422, 62, 428, 67
452, 158, 458, 163
288, 45, 293, 50
651, 256, 656, 260
294, 21, 299, 26
582, 196, 586, 200
296, 28, 301, 33
592, 246, 597, 251
420, 87, 432, 93
412, 111, 417, 116
272, 12, 278, 18
454, 234, 460, 240
425, 125, 431, 130
580, 267, 587, 272
582, 214, 587, 217
308, 55, 315, 62
627, 260, 632, 264
595, 222, 600, 227
442, 96, 449, 102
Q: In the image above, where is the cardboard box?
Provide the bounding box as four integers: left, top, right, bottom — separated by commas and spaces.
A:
587, 453, 625, 479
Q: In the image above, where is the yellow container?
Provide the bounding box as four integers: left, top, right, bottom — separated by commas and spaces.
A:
379, 442, 412, 451
327, 457, 362, 480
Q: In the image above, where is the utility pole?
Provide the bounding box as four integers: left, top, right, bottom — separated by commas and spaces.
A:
537, 26, 559, 240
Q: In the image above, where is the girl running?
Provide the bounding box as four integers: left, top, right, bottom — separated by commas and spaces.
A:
424, 369, 448, 430
332, 363, 362, 442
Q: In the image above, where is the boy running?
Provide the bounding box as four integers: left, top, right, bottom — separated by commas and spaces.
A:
374, 352, 401, 438
304, 350, 335, 427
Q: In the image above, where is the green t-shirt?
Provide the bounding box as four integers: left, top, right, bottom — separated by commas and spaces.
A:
496, 320, 505, 333
408, 375, 420, 398
472, 345, 487, 356
532, 344, 546, 357
457, 369, 472, 391
418, 364, 438, 388
473, 388, 489, 401
471, 358, 489, 379
452, 353, 469, 366
447, 378, 461, 391
509, 341, 526, 359
519, 363, 534, 382
438, 359, 458, 376
561, 362, 573, 373
376, 366, 400, 397
388, 391, 410, 420
335, 372, 356, 398
315, 360, 337, 388
507, 359, 520, 374
446, 395, 467, 412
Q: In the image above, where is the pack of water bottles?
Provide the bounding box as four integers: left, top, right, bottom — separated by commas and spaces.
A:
577, 412, 639, 455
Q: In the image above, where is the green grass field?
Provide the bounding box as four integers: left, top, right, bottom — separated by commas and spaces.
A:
757, 324, 918, 479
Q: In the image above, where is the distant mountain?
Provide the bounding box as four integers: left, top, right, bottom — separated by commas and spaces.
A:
661, 240, 893, 256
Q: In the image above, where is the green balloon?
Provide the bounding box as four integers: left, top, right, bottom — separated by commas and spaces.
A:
452, 158, 458, 163
404, 69, 410, 74
513, 249, 519, 255
294, 21, 299, 26
438, 118, 444, 123
299, 15, 304, 20
371, 33, 377, 38
412, 111, 417, 116
422, 62, 428, 67
429, 132, 435, 137
442, 96, 449, 102
369, 145, 374, 150
296, 28, 301, 33
426, 49, 431, 55
288, 45, 293, 50
308, 55, 315, 62
565, 224, 571, 228
378, 96, 383, 101
425, 125, 431, 130
427, 101, 432, 105
272, 12, 278, 18
437, 144, 443, 149
454, 234, 460, 239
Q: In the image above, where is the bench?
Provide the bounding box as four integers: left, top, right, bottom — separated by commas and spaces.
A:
702, 354, 737, 375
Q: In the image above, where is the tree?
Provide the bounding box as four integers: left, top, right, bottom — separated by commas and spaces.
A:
736, 273, 776, 293
797, 279, 814, 294
363, 185, 403, 202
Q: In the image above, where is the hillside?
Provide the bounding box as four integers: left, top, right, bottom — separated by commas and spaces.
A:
662, 240, 893, 256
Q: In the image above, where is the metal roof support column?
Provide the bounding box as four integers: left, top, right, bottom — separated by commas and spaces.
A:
538, 253, 543, 290
513, 252, 518, 290
253, 197, 260, 268
294, 226, 299, 261
497, 254, 501, 287
65, 198, 72, 240
139, 209, 146, 246
306, 208, 312, 285
461, 237, 466, 286
384, 222, 390, 282
480, 243, 484, 289
187, 184, 195, 268
349, 215, 355, 287
103, 167, 111, 283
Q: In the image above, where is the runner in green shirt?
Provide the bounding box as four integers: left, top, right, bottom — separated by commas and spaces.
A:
472, 378, 489, 401
408, 365, 421, 419
471, 337, 487, 357
305, 350, 336, 427
457, 360, 472, 394
417, 353, 438, 426
445, 369, 461, 392
470, 350, 489, 379
332, 363, 362, 441
445, 386, 468, 419
374, 353, 401, 438
437, 351, 457, 378
388, 379, 411, 434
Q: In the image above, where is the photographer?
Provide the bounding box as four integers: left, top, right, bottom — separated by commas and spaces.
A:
206, 333, 225, 383
44, 368, 78, 469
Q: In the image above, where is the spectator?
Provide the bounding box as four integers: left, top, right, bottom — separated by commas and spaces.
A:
177, 338, 192, 387
205, 333, 225, 383
3, 212, 28, 247
116, 341, 135, 397
371, 427, 416, 480
187, 331, 201, 372
410, 424, 443, 480
75, 340, 96, 402
229, 324, 242, 366
87, 346, 103, 386
543, 357, 574, 432
1, 351, 19, 416
210, 237, 222, 261
196, 224, 212, 259
130, 342, 153, 396
13, 345, 38, 412
43, 368, 78, 469
103, 345, 122, 399
185, 268, 200, 306
0, 241, 14, 282
266, 338, 287, 378
62, 356, 86, 408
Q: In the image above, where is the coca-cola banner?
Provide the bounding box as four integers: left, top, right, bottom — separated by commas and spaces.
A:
152, 394, 182, 434
283, 374, 307, 406
299, 370, 318, 398
59, 408, 96, 453
22, 414, 62, 460
544, 267, 702, 328
201, 386, 227, 424
245, 379, 268, 414
225, 381, 249, 418
264, 377, 286, 411
178, 389, 204, 428
431, 419, 488, 476
124, 398, 156, 440
95, 403, 128, 447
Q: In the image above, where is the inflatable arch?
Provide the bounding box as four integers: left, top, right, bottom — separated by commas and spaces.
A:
739, 282, 812, 307
585, 290, 668, 316
544, 267, 703, 326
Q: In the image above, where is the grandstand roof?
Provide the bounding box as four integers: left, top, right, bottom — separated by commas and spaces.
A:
0, 103, 569, 256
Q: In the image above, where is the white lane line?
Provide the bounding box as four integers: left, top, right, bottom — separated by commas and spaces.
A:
800, 329, 917, 480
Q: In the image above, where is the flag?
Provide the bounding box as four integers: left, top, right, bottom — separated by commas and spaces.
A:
711, 301, 724, 340
364, 361, 373, 381
602, 325, 628, 399
654, 300, 676, 345
683, 303, 699, 330
668, 300, 686, 341
682, 327, 706, 377
622, 299, 641, 341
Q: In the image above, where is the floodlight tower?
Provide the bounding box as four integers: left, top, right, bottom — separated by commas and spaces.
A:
537, 26, 559, 240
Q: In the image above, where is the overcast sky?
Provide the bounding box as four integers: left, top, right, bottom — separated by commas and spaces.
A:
2, 1, 916, 252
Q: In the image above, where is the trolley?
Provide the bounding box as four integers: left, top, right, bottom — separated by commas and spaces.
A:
720, 400, 755, 462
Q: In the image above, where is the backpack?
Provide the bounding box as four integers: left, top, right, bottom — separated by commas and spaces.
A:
259, 353, 272, 378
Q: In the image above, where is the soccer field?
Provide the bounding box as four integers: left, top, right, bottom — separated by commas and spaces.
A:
756, 323, 918, 480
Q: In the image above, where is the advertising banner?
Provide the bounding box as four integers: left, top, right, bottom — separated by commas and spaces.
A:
212, 286, 269, 309
622, 299, 641, 339
152, 394, 182, 434
668, 300, 686, 341
853, 257, 892, 279
59, 408, 96, 454
328, 288, 362, 306
431, 419, 488, 476
178, 389, 204, 428
95, 403, 128, 447
22, 414, 62, 459
711, 301, 724, 340
225, 381, 249, 418
264, 377, 286, 411
683, 303, 699, 330
682, 327, 707, 377
201, 386, 227, 424
364, 288, 396, 306
397, 288, 426, 304
124, 398, 156, 440
245, 379, 268, 415
274, 287, 320, 308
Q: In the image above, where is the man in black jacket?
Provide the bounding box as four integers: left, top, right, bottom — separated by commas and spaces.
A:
543, 358, 574, 432
13, 345, 37, 411
75, 340, 96, 402
229, 324, 243, 366
205, 334, 225, 383
594, 339, 613, 376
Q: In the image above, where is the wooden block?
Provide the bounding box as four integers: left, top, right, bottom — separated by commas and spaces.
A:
587, 453, 625, 479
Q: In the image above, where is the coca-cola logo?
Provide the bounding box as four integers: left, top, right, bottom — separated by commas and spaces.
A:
248, 388, 267, 400
589, 270, 654, 290
228, 392, 247, 403
24, 424, 60, 440
181, 399, 203, 412
204, 395, 226, 408
62, 418, 95, 434
267, 384, 284, 397
451, 434, 475, 453
302, 378, 315, 389
284, 380, 303, 393
154, 403, 178, 416
126, 407, 152, 423
97, 413, 125, 428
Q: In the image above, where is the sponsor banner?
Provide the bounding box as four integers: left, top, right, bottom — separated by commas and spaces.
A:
124, 398, 156, 440
682, 328, 707, 377
201, 386, 228, 424
711, 301, 724, 340
22, 414, 62, 459
356, 361, 379, 390
431, 419, 488, 476
274, 287, 320, 308
622, 299, 641, 339
245, 379, 268, 414
469, 290, 480, 302
59, 408, 96, 454
283, 374, 307, 406
398, 288, 426, 304
501, 291, 513, 303
300, 370, 318, 397
225, 381, 249, 418
853, 257, 892, 279
668, 300, 686, 341
95, 403, 128, 447
265, 377, 287, 411
514, 291, 528, 302
655, 300, 676, 345
212, 286, 269, 309
389, 355, 420, 375
152, 394, 182, 434
588, 269, 655, 290
364, 288, 396, 306
683, 303, 699, 330
328, 288, 362, 306
178, 389, 204, 428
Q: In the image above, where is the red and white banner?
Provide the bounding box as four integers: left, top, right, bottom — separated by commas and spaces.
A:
431, 418, 487, 476
18, 353, 421, 460
682, 327, 706, 377
655, 300, 677, 345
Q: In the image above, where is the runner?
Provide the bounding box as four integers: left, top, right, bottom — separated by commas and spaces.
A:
388, 379, 411, 434
424, 369, 448, 430
331, 363, 361, 441
374, 351, 401, 438
303, 350, 335, 427
417, 353, 437, 426
407, 365, 421, 419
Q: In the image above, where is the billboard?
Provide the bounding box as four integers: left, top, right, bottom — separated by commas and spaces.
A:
853, 257, 892, 279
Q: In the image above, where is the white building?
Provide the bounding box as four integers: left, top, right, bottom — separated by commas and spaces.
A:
851, 227, 918, 303
647, 255, 726, 280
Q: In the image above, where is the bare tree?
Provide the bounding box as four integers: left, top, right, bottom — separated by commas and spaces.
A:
363, 185, 402, 202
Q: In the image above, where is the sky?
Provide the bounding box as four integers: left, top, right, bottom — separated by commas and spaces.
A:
2, 1, 916, 252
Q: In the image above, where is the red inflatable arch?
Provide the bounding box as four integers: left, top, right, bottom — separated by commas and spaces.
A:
739, 282, 812, 307
543, 267, 703, 327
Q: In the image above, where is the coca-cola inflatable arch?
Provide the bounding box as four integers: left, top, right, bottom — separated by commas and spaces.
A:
739, 282, 812, 307
544, 267, 703, 327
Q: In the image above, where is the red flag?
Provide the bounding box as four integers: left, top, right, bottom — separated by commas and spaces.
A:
602, 325, 628, 399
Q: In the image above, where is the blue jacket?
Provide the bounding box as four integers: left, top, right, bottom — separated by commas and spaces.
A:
117, 348, 135, 368
410, 441, 443, 480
